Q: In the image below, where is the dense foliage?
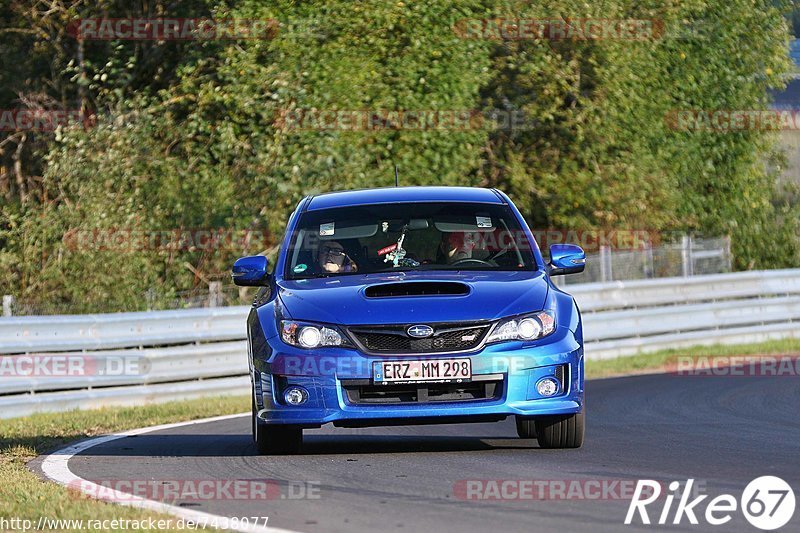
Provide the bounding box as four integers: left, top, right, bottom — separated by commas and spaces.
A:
0, 0, 797, 312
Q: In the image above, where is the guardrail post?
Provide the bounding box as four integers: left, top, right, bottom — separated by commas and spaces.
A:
144, 288, 156, 311
681, 235, 694, 277
723, 235, 732, 271
208, 282, 223, 308
2, 295, 14, 317
644, 241, 654, 278
599, 246, 613, 282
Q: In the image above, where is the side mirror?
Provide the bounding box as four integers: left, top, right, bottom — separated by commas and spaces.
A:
232, 256, 270, 286
549, 244, 586, 276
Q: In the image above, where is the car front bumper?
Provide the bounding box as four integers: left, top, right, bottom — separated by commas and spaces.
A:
252, 327, 584, 427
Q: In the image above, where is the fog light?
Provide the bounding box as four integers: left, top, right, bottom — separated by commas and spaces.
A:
536, 377, 560, 397
284, 386, 309, 406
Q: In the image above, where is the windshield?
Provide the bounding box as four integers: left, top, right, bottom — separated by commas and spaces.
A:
284, 202, 537, 279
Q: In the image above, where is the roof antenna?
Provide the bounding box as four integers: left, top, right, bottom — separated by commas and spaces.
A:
395, 165, 399, 187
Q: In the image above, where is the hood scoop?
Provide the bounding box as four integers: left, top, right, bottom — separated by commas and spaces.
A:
364, 281, 470, 298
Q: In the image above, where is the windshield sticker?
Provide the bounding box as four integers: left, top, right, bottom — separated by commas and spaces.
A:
319, 222, 335, 236
293, 263, 308, 273
378, 243, 398, 256
476, 216, 493, 228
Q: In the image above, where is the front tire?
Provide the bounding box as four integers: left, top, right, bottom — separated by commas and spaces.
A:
515, 416, 537, 439
252, 398, 303, 455
534, 412, 584, 449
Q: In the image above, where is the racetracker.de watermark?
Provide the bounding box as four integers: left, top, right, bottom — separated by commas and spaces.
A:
453, 18, 663, 41
665, 109, 800, 131
68, 479, 320, 502
667, 355, 800, 377
271, 355, 548, 377
0, 355, 150, 378
0, 109, 93, 131
453, 479, 674, 501
62, 228, 271, 252
67, 18, 279, 40
274, 108, 536, 131
291, 228, 658, 256
531, 229, 656, 252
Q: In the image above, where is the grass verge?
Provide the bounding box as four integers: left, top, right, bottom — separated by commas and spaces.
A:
1, 338, 798, 531
1, 395, 248, 532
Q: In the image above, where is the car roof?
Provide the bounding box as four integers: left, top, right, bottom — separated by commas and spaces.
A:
305, 186, 505, 211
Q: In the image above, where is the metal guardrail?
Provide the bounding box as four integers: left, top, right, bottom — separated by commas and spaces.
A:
569, 269, 800, 311
0, 306, 247, 353
0, 341, 248, 395
573, 270, 800, 359
1, 269, 798, 418
0, 376, 250, 417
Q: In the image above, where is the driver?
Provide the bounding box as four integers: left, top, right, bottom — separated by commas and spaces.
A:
318, 241, 358, 273
438, 231, 477, 264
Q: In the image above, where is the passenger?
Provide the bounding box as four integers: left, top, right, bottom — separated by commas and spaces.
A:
318, 241, 358, 273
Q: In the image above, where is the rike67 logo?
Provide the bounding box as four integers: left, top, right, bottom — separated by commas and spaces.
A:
626, 477, 795, 530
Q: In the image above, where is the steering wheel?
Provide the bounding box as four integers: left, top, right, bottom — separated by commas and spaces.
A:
450, 258, 493, 267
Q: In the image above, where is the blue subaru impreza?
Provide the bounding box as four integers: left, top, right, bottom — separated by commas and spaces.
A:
232, 186, 586, 454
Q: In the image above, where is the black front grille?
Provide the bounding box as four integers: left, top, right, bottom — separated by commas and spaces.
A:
555, 363, 567, 385
342, 379, 502, 405
348, 322, 491, 354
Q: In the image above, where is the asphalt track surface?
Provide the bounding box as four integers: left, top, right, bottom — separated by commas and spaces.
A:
60, 374, 799, 532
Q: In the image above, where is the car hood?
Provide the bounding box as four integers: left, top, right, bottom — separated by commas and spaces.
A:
277, 271, 549, 325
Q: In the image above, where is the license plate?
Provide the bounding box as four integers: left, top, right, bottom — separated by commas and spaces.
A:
373, 359, 472, 384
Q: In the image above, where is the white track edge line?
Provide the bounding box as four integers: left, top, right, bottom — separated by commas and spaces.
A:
39, 412, 303, 533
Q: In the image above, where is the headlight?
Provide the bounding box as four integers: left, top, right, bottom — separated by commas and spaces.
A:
486, 311, 556, 344
280, 320, 353, 349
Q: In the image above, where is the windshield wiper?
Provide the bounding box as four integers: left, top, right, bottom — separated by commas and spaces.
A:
411, 263, 453, 271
